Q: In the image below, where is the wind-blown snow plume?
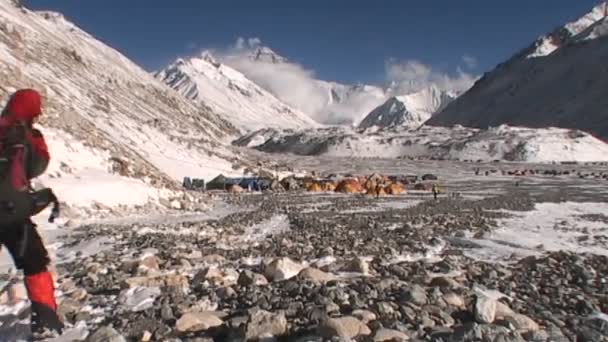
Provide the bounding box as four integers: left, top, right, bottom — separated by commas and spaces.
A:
209, 37, 476, 125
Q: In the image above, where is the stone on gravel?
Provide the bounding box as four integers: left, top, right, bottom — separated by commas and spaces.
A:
58, 298, 81, 319
69, 288, 88, 301
123, 274, 188, 289
442, 292, 465, 308
504, 314, 540, 332
429, 276, 460, 289
199, 267, 239, 287
245, 310, 288, 340
404, 285, 427, 305
495, 301, 515, 319
237, 270, 269, 286
373, 328, 410, 341
318, 316, 371, 339
475, 295, 497, 324
161, 304, 174, 321
343, 257, 370, 275
138, 255, 160, 274
201, 254, 226, 265
86, 327, 126, 342
264, 257, 304, 281
375, 302, 396, 317
176, 312, 224, 333
352, 309, 377, 323
452, 323, 524, 342
7, 282, 27, 304
141, 330, 152, 342
297, 267, 336, 284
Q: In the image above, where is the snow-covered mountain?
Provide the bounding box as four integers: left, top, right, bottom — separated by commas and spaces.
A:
0, 0, 249, 211
358, 86, 456, 129
236, 125, 608, 163
216, 44, 388, 125
155, 52, 316, 133
248, 46, 288, 64
428, 3, 608, 140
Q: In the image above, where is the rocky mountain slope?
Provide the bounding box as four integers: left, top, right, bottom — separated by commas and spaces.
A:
428, 4, 608, 139
235, 125, 608, 163
0, 0, 248, 212
359, 86, 456, 129
155, 52, 316, 133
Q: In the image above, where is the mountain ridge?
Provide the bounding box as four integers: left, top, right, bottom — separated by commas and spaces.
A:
359, 86, 456, 129
155, 51, 317, 133
428, 4, 608, 140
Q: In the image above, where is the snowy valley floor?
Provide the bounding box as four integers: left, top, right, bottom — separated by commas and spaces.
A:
1, 158, 608, 341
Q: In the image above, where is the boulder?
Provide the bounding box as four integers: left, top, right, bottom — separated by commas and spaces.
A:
373, 328, 410, 341
176, 312, 224, 333
352, 309, 377, 323
245, 310, 288, 340
343, 257, 370, 275
264, 257, 304, 281
404, 285, 427, 306
237, 270, 269, 286
197, 267, 239, 287
86, 327, 126, 342
475, 295, 497, 324
442, 293, 465, 308
319, 316, 371, 339
297, 267, 336, 284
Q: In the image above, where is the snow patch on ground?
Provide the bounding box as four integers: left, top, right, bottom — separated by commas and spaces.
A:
242, 214, 290, 244
464, 202, 608, 262
216, 214, 290, 250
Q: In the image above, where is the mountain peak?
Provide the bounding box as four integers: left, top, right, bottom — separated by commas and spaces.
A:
528, 2, 607, 58
199, 50, 221, 66
359, 87, 456, 129
249, 46, 288, 63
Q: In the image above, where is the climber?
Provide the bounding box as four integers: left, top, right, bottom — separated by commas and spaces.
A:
0, 89, 63, 335
432, 183, 439, 201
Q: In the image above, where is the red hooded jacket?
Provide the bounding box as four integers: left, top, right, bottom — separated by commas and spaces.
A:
1, 89, 50, 180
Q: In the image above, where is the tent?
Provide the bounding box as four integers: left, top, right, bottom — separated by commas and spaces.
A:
183, 177, 206, 191
206, 174, 230, 190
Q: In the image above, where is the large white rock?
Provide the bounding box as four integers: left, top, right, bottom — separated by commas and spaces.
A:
264, 257, 304, 281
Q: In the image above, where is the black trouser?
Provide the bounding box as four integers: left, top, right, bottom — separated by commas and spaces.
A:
0, 220, 50, 276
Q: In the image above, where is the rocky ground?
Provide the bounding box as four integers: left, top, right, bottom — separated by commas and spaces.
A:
2, 184, 606, 342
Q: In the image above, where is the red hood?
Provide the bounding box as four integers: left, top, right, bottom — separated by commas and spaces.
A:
4, 89, 42, 124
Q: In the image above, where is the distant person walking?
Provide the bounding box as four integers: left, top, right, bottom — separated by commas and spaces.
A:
432, 183, 439, 201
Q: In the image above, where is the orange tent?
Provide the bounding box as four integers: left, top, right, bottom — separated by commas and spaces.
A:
335, 179, 363, 193
307, 182, 324, 192
385, 183, 405, 195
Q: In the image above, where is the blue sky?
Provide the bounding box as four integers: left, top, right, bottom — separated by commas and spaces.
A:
25, 0, 600, 84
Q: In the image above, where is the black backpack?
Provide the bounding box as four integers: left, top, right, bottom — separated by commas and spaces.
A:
0, 122, 59, 225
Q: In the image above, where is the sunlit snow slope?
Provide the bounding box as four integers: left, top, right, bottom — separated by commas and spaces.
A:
155, 52, 317, 133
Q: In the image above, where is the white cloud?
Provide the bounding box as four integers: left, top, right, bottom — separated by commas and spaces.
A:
208, 37, 385, 124
462, 54, 478, 69
385, 59, 477, 94
207, 38, 477, 124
